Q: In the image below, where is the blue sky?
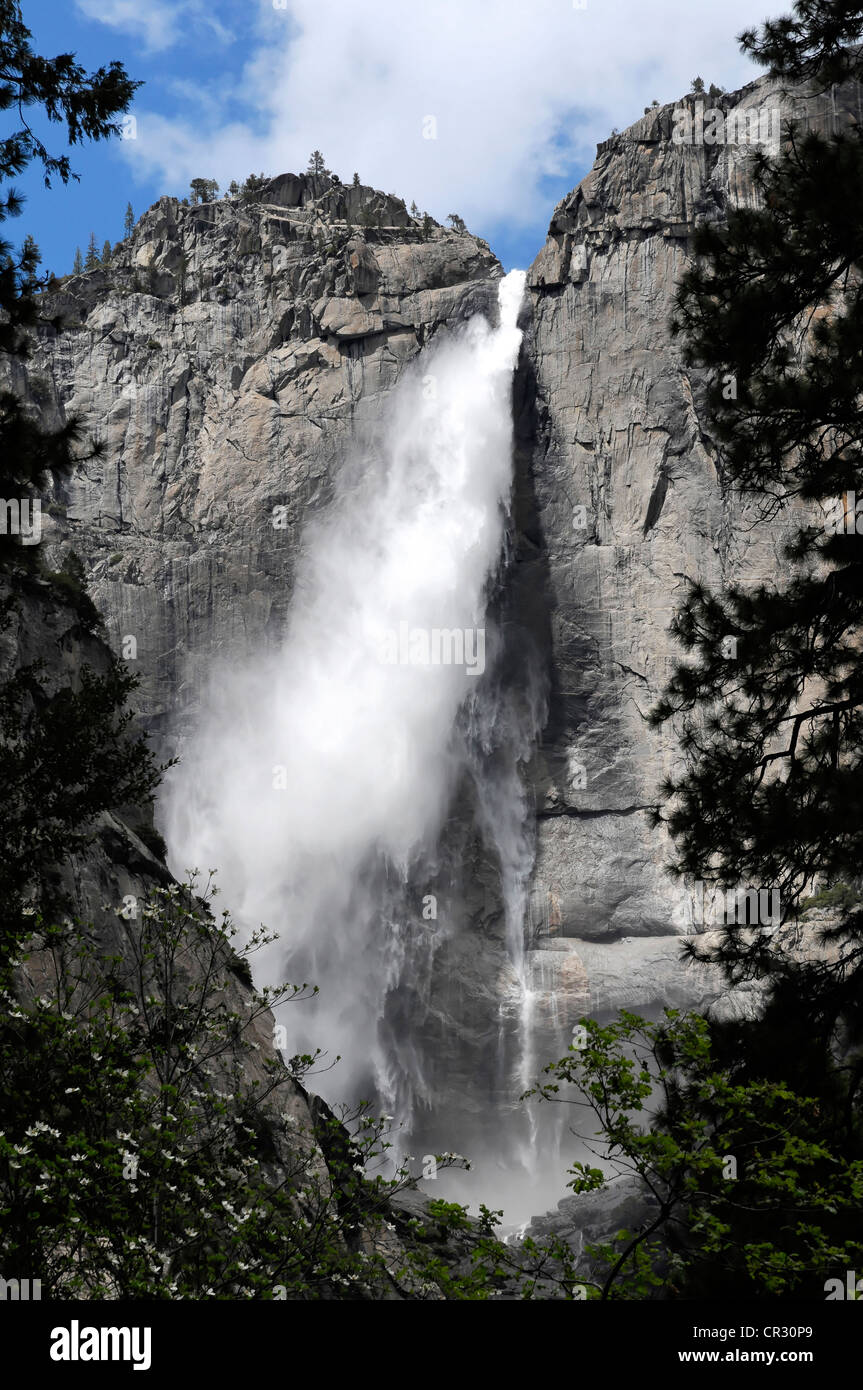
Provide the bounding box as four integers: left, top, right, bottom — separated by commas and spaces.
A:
12, 0, 772, 276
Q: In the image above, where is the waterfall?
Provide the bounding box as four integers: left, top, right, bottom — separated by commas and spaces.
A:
164, 269, 550, 1213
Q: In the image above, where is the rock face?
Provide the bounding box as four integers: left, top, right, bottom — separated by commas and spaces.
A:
31, 177, 499, 751
20, 73, 855, 1214
513, 69, 860, 1033
527, 1175, 661, 1280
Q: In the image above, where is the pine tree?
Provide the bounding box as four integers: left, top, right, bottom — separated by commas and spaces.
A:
657, 5, 863, 941
0, 3, 139, 544
101, 239, 112, 264
0, 0, 150, 911
72, 245, 83, 275
84, 230, 99, 269
643, 0, 863, 1287
124, 201, 134, 238
189, 178, 219, 205
410, 200, 419, 217
352, 171, 360, 187
239, 172, 267, 204
306, 150, 329, 177
21, 233, 40, 269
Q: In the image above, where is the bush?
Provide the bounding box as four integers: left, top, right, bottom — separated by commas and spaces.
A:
132, 821, 168, 860
42, 552, 102, 633
800, 882, 863, 914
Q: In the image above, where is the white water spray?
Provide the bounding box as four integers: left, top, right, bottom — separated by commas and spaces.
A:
165, 270, 538, 1176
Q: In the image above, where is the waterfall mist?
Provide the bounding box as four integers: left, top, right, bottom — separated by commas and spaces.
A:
164, 269, 557, 1220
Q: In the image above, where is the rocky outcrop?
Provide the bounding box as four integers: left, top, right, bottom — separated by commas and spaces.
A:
526, 1174, 661, 1290
29, 177, 500, 751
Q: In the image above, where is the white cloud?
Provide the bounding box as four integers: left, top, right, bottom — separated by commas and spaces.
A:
75, 0, 232, 54
119, 0, 772, 232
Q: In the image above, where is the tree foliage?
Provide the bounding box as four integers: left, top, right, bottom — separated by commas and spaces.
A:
0, 878, 475, 1298
0, 1, 139, 548
0, 0, 140, 199
619, 0, 863, 1297
239, 172, 267, 204
189, 177, 218, 205
306, 149, 329, 177
527, 1011, 863, 1298
654, 1, 863, 974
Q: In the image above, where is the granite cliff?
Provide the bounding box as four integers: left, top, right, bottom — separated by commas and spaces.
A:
514, 67, 860, 1024
28, 175, 499, 750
